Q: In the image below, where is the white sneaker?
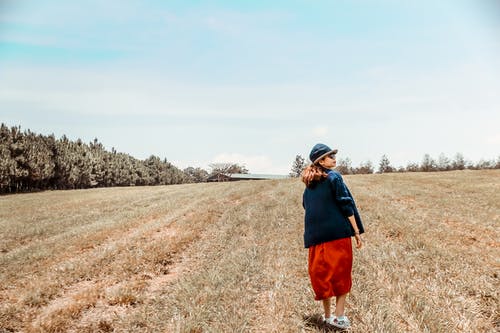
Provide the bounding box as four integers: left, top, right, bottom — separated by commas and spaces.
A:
331, 315, 351, 329
321, 314, 336, 325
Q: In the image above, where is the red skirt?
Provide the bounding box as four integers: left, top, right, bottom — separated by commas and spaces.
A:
308, 237, 353, 300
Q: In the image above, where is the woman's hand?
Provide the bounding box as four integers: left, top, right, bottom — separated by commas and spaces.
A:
354, 234, 362, 249
347, 215, 363, 249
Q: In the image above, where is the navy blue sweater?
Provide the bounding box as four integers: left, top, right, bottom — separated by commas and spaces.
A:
302, 170, 365, 248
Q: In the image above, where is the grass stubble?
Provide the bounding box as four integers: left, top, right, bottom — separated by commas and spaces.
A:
0, 170, 498, 332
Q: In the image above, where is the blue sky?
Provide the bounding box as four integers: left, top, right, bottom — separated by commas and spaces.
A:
1, 0, 499, 173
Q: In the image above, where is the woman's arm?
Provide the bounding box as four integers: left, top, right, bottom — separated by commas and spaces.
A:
347, 215, 362, 249
330, 174, 355, 216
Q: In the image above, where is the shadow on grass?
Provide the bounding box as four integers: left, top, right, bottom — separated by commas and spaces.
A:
303, 314, 349, 332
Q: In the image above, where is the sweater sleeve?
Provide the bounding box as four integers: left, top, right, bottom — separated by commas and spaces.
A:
329, 173, 355, 217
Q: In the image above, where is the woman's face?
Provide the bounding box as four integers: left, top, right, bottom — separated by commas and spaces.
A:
319, 154, 337, 169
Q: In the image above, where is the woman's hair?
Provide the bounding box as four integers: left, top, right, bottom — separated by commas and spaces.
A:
301, 163, 327, 187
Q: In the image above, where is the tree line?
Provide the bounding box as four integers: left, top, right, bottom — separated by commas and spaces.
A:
2, 123, 497, 193
289, 152, 500, 177
0, 124, 202, 194
0, 124, 256, 194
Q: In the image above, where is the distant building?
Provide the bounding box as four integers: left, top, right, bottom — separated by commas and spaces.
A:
206, 173, 289, 182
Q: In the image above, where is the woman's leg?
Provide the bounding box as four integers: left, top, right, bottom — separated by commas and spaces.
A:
335, 293, 348, 317
322, 297, 332, 318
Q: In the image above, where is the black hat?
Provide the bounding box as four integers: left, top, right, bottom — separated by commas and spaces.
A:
309, 143, 338, 164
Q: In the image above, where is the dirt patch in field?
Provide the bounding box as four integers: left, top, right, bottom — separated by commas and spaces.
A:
49, 204, 224, 332
28, 281, 101, 333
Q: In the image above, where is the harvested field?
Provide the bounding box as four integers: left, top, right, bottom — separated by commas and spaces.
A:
0, 170, 498, 332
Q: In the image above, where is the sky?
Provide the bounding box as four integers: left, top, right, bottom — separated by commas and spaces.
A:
1, 0, 499, 174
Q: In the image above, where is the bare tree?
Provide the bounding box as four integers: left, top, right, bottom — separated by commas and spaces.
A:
354, 160, 374, 174
378, 155, 394, 173
209, 163, 249, 176
406, 162, 420, 172
421, 154, 437, 172
451, 153, 466, 170
289, 155, 306, 177
336, 157, 353, 175
437, 153, 451, 171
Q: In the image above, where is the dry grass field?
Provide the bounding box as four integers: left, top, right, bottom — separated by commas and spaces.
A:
0, 170, 498, 333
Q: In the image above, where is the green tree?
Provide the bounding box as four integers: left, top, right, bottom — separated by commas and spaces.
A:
89, 138, 106, 187
0, 124, 194, 192
54, 136, 92, 189
10, 126, 30, 191
0, 124, 15, 192
23, 131, 55, 190
184, 167, 209, 183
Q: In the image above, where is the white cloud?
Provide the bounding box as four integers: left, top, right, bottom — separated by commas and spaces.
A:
0, 65, 335, 119
485, 133, 500, 145
312, 126, 328, 138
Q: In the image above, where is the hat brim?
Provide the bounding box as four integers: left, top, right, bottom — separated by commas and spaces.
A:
313, 149, 338, 164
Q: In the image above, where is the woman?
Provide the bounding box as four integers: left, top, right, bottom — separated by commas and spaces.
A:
301, 143, 364, 329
